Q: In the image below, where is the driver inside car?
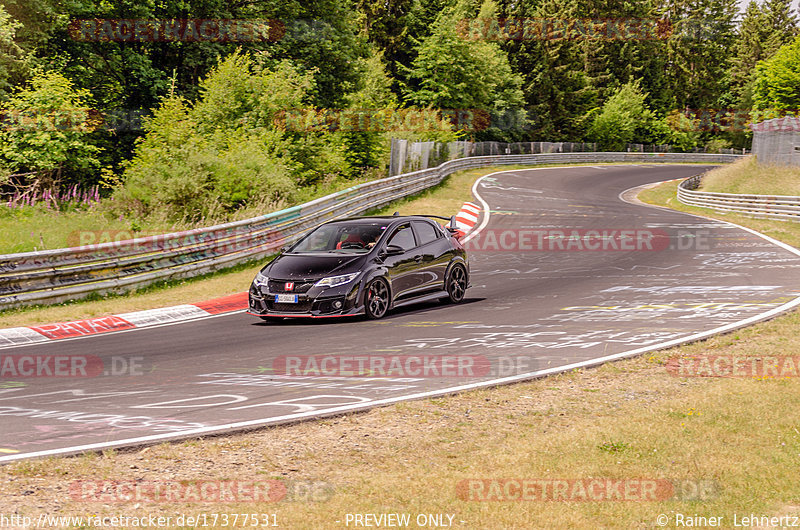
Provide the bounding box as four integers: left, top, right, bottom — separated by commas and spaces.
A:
364, 234, 378, 249
336, 231, 365, 249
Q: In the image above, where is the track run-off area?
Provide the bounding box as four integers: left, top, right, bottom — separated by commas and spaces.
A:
2, 163, 800, 462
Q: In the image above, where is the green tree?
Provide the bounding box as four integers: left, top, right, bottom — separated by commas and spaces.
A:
728, 1, 768, 104
119, 51, 361, 221
586, 81, 698, 151
586, 81, 649, 150
663, 0, 738, 109
340, 50, 397, 170
355, 0, 451, 97
0, 5, 28, 101
753, 35, 800, 113
4, 0, 367, 180
572, 0, 673, 119
0, 71, 102, 187
723, 0, 796, 147
762, 0, 798, 56
402, 0, 526, 140
355, 0, 413, 84
119, 96, 294, 220
349, 52, 397, 110
191, 51, 314, 133
499, 0, 595, 139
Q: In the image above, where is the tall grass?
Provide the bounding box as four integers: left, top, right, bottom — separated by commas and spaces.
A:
700, 156, 800, 195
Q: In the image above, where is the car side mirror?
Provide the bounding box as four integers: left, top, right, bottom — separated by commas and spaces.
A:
446, 215, 459, 233
382, 244, 405, 256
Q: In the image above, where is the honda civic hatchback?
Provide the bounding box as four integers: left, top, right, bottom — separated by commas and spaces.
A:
247, 215, 469, 320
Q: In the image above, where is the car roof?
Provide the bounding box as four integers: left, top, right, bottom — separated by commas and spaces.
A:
323, 215, 439, 225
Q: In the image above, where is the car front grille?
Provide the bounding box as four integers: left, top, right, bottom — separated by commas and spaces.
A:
267, 301, 314, 313
267, 280, 316, 293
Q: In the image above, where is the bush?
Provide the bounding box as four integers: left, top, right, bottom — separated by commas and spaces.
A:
119, 102, 295, 221
704, 138, 733, 153
587, 82, 700, 152
753, 35, 800, 112
586, 82, 646, 151
118, 52, 323, 222
0, 71, 102, 187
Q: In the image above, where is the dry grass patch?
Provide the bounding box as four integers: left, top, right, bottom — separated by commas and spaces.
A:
699, 156, 800, 195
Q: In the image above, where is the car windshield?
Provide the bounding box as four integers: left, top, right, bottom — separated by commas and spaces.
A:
287, 222, 388, 254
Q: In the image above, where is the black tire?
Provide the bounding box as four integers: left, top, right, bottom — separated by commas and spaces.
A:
443, 264, 467, 304
364, 277, 390, 319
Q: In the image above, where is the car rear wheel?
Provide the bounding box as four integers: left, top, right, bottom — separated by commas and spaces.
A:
443, 264, 467, 304
365, 278, 390, 319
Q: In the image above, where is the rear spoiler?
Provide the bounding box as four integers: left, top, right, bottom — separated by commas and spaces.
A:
413, 214, 457, 229
413, 214, 465, 239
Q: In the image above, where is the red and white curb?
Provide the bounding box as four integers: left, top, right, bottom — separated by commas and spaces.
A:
0, 292, 248, 348
455, 202, 481, 233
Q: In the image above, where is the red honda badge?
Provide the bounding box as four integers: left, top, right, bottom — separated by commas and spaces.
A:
285, 282, 294, 291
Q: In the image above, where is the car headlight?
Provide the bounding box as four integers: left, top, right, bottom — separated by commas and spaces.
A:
254, 272, 269, 287
314, 272, 360, 288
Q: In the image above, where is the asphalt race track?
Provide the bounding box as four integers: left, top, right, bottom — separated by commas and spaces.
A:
3, 164, 800, 462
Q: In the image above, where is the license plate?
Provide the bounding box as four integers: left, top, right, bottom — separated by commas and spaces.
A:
275, 294, 298, 303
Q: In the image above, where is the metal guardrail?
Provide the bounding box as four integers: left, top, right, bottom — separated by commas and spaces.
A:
677, 171, 800, 221
0, 151, 742, 309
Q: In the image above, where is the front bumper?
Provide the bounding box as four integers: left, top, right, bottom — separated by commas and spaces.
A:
248, 279, 363, 318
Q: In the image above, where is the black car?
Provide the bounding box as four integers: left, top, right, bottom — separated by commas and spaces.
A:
247, 215, 470, 320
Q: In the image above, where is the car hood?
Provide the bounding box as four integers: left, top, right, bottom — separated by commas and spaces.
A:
264, 253, 366, 280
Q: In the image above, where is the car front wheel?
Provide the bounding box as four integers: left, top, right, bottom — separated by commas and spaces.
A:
364, 277, 390, 319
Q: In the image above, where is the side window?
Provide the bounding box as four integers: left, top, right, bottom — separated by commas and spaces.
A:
413, 221, 440, 246
387, 225, 417, 251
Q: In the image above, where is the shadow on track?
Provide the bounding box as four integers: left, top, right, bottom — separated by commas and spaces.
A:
250, 297, 486, 326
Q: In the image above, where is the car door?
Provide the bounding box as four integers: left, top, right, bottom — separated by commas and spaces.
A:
412, 220, 450, 292
381, 223, 421, 299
